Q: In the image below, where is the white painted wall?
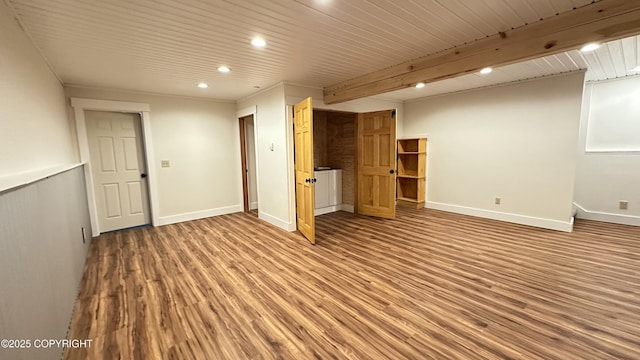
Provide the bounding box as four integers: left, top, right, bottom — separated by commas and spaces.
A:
0, 2, 76, 180
245, 117, 259, 210
585, 77, 640, 151
64, 86, 242, 224
237, 84, 292, 230
404, 72, 585, 231
574, 79, 640, 226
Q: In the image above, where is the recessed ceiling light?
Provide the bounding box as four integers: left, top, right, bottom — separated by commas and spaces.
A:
251, 37, 266, 48
631, 65, 640, 72
580, 43, 600, 52
415, 82, 425, 89
197, 82, 208, 89
480, 67, 493, 74
217, 66, 231, 73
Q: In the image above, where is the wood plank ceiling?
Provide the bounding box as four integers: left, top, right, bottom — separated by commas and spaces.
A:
5, 0, 640, 101
382, 35, 640, 101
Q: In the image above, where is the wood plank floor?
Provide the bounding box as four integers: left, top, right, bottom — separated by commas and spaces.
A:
65, 208, 640, 360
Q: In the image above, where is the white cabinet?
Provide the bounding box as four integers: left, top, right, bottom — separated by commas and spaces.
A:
314, 171, 330, 209
314, 169, 342, 215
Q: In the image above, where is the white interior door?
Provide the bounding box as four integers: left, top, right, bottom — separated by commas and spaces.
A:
86, 111, 151, 232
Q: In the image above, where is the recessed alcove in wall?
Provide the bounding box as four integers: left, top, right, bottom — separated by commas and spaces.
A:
313, 109, 357, 208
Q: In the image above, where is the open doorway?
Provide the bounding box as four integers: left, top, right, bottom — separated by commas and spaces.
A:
313, 109, 357, 215
313, 108, 397, 218
239, 114, 258, 213
291, 100, 397, 244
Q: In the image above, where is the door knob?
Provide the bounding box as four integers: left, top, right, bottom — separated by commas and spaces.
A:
141, 173, 147, 178
389, 169, 395, 174
305, 178, 310, 183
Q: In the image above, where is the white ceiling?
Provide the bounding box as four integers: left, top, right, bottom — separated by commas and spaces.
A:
5, 0, 640, 101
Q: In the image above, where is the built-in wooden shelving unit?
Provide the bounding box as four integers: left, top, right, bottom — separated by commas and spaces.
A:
397, 138, 427, 209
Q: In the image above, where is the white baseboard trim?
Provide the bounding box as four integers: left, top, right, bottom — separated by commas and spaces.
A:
315, 204, 354, 216
157, 205, 243, 226
259, 211, 296, 232
573, 203, 640, 226
315, 205, 341, 216
425, 201, 574, 232
250, 202, 258, 210
341, 204, 355, 213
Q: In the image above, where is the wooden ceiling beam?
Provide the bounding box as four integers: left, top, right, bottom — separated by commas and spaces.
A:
323, 0, 640, 104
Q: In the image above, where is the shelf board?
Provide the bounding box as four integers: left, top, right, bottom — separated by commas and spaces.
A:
397, 197, 420, 203
398, 152, 426, 155
397, 174, 423, 179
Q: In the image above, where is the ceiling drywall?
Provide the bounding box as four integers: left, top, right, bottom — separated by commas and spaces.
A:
5, 0, 640, 101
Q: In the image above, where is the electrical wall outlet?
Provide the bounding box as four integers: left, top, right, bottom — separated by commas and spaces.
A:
161, 160, 170, 168
495, 197, 501, 205
619, 201, 629, 210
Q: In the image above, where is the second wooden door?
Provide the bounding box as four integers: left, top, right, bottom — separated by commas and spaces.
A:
357, 110, 397, 219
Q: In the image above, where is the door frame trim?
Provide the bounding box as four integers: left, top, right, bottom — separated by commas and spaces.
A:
286, 106, 297, 231
236, 106, 261, 215
238, 116, 250, 212
71, 98, 158, 237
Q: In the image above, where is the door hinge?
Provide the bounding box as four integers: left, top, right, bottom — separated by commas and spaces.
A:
391, 110, 396, 117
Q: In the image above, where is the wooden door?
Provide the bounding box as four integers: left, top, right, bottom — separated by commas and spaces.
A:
357, 110, 397, 219
86, 111, 150, 232
294, 97, 315, 244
